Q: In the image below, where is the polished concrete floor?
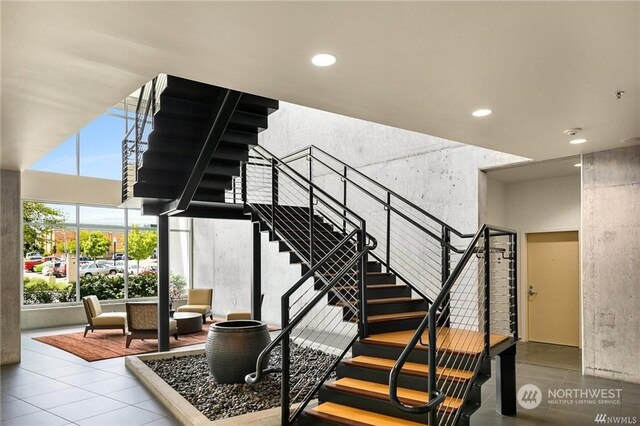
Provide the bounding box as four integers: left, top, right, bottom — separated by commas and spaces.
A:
2, 328, 639, 425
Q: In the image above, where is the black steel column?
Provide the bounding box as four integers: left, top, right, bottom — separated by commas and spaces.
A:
281, 295, 291, 425
511, 233, 519, 340
252, 222, 262, 321
385, 192, 391, 272
357, 226, 368, 339
308, 158, 314, 267
241, 162, 247, 204
342, 166, 348, 234
157, 215, 170, 352
496, 343, 517, 415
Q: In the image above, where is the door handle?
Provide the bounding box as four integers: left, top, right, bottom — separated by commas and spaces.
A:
528, 285, 538, 296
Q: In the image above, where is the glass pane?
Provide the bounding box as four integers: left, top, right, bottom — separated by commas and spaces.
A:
29, 134, 77, 175
170, 230, 190, 300
79, 206, 124, 228
78, 228, 125, 301
128, 209, 157, 229
126, 227, 158, 300
23, 201, 75, 225
79, 115, 125, 180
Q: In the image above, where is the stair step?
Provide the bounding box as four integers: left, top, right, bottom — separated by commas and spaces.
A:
228, 110, 268, 133
364, 311, 427, 324
164, 75, 221, 102
220, 129, 258, 147
306, 402, 424, 426
153, 116, 203, 138
345, 356, 474, 382
326, 377, 462, 412
212, 146, 249, 162
363, 328, 510, 355
156, 95, 209, 122
237, 92, 279, 116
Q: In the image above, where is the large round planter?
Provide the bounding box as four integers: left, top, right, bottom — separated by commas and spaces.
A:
205, 320, 271, 384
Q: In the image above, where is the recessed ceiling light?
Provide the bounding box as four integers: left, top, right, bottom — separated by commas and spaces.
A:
570, 138, 588, 145
311, 53, 337, 67
472, 109, 492, 117
574, 163, 582, 167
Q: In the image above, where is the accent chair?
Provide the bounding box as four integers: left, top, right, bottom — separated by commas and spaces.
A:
82, 295, 127, 337
125, 302, 178, 348
176, 288, 213, 322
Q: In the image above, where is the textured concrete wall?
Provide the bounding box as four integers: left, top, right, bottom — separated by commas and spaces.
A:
1, 170, 22, 364
582, 146, 640, 383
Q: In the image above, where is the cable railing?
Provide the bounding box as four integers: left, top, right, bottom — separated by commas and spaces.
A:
242, 145, 378, 424
121, 74, 168, 202
389, 225, 517, 425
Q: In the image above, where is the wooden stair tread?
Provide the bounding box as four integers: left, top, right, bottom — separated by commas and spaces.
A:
346, 355, 474, 381
328, 377, 463, 412
308, 402, 424, 426
335, 297, 421, 307
365, 311, 428, 323
334, 284, 406, 291
363, 327, 510, 355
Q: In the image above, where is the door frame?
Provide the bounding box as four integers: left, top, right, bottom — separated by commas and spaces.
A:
518, 228, 582, 348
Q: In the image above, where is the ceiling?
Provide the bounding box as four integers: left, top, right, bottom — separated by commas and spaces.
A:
2, 2, 639, 171
485, 156, 581, 184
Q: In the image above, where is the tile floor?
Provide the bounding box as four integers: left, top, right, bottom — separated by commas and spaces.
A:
1, 326, 178, 426
2, 328, 639, 426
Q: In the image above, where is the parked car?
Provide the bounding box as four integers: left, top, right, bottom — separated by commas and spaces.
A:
33, 256, 62, 273
42, 262, 56, 276
26, 252, 42, 260
24, 258, 44, 271
80, 262, 118, 277
111, 253, 129, 261
53, 262, 66, 278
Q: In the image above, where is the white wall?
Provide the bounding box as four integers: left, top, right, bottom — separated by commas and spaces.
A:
21, 170, 121, 206
485, 173, 582, 342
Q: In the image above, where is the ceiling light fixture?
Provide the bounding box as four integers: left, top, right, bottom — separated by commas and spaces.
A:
569, 138, 588, 145
472, 109, 492, 117
311, 53, 337, 67
574, 163, 582, 167
564, 128, 582, 137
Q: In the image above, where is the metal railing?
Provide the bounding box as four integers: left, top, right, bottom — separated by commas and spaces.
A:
121, 74, 167, 202
389, 225, 517, 425
242, 145, 377, 424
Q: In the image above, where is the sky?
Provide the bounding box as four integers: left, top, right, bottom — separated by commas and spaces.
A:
28, 106, 156, 227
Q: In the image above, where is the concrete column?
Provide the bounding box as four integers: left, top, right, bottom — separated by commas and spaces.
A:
1, 170, 22, 365
582, 146, 640, 383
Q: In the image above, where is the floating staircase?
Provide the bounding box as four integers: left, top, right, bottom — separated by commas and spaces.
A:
123, 75, 518, 426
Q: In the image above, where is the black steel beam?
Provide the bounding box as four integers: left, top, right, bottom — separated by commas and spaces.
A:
252, 222, 262, 321
157, 215, 170, 352
496, 343, 517, 415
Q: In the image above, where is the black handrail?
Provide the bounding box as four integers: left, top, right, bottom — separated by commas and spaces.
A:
245, 229, 377, 384
281, 145, 467, 238
389, 224, 517, 419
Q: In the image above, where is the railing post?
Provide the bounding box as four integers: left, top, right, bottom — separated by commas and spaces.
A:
440, 226, 451, 327
428, 307, 438, 426
511, 233, 518, 340
241, 162, 247, 204
281, 295, 291, 425
271, 158, 278, 232
385, 192, 391, 272
483, 227, 491, 356
357, 225, 368, 339
342, 166, 348, 234
309, 157, 315, 267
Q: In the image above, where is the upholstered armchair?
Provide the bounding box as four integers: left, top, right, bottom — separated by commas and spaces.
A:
125, 302, 178, 348
176, 289, 213, 322
82, 295, 127, 337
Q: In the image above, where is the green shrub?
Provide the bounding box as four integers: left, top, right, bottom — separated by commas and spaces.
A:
128, 272, 158, 298
79, 275, 124, 300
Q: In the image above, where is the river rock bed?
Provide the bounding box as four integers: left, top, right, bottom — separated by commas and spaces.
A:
144, 343, 337, 421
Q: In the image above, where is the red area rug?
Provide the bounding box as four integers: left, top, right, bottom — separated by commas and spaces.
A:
34, 319, 280, 362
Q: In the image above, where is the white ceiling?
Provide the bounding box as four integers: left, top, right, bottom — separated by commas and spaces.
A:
2, 2, 639, 171
485, 156, 581, 184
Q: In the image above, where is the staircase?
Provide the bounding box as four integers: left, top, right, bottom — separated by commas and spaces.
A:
123, 76, 519, 426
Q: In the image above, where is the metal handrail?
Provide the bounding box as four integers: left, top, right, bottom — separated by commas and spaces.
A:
388, 224, 517, 419
281, 145, 467, 238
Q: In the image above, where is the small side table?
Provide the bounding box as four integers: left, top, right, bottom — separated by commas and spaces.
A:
173, 312, 203, 334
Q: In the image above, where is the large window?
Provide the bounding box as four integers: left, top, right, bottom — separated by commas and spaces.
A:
21, 201, 190, 306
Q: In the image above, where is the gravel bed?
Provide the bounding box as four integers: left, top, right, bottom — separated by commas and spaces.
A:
144, 343, 338, 421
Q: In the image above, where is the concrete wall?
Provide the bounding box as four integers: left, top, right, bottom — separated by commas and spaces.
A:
1, 169, 22, 364
486, 174, 582, 341
582, 146, 640, 383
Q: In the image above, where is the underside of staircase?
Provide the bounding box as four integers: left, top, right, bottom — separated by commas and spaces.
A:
124, 74, 518, 426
